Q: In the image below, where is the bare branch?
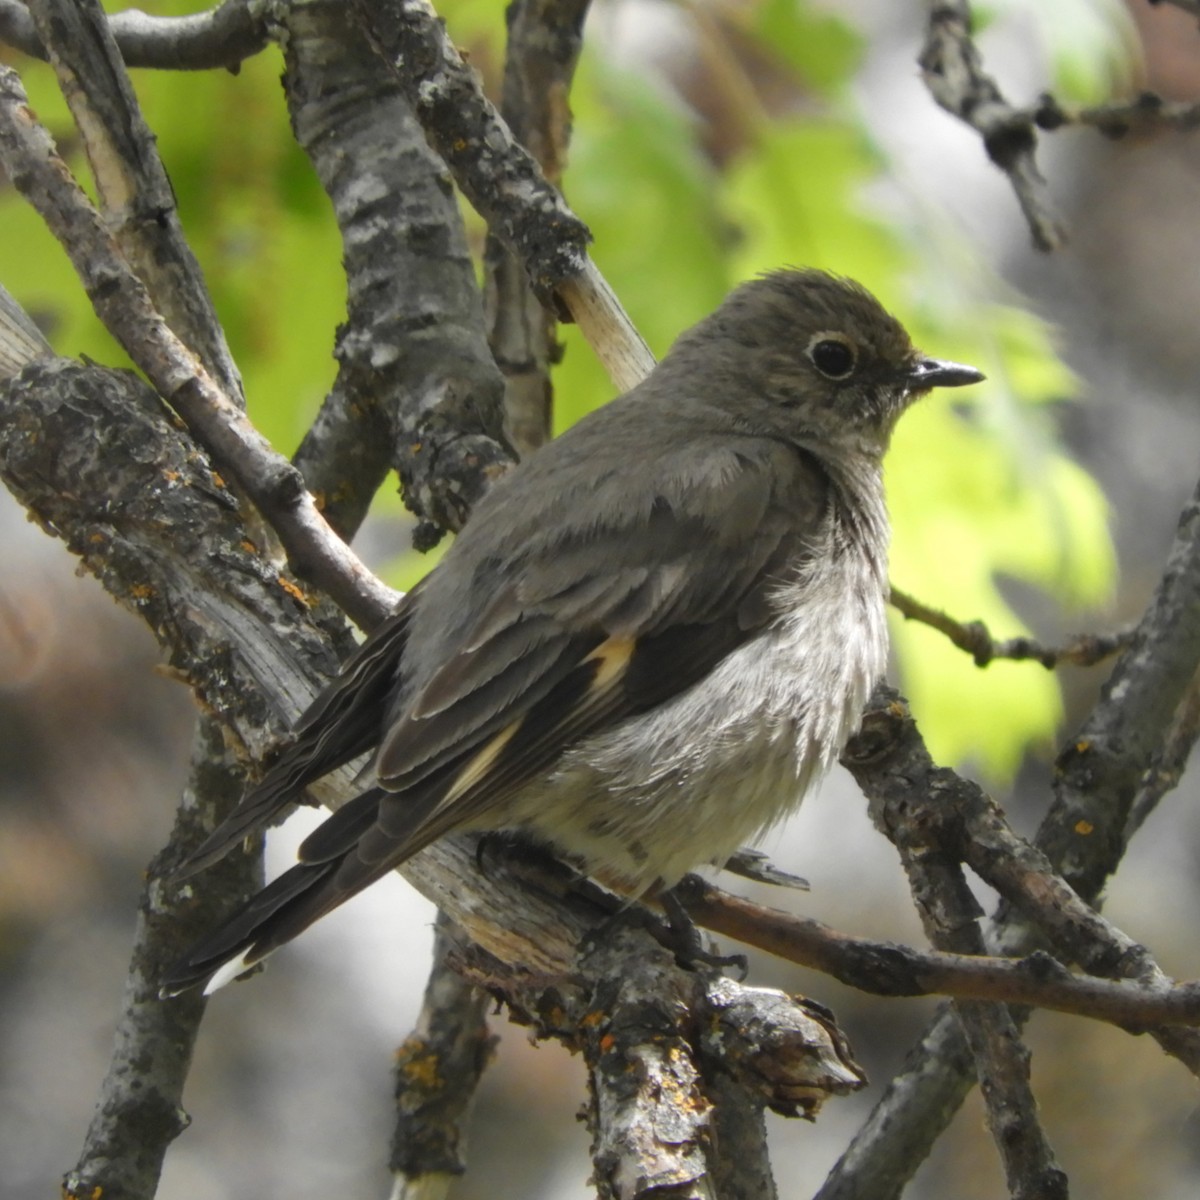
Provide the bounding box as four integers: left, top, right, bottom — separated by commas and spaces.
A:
557, 257, 656, 391
281, 0, 512, 544
679, 879, 1200, 1030
485, 0, 592, 456
0, 0, 271, 71
919, 0, 1066, 251
1128, 664, 1200, 836
351, 0, 654, 389
26, 0, 243, 401
354, 0, 588, 295
1046, 471, 1200, 899
862, 754, 1064, 1197
0, 280, 52, 378
63, 721, 262, 1200
845, 689, 1200, 1068
463, 911, 862, 1200
0, 66, 398, 629
1033, 90, 1200, 138
390, 913, 495, 1198
854, 703, 1066, 1198
890, 586, 1134, 668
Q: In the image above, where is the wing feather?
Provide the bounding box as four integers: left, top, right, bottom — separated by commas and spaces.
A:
171, 585, 423, 879
166, 439, 834, 990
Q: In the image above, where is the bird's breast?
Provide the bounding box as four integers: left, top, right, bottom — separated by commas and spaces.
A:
512, 532, 890, 893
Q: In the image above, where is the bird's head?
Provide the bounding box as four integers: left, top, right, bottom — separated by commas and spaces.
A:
664, 269, 984, 459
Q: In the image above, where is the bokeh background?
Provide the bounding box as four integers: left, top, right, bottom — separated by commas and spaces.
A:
3, 1, 1200, 1197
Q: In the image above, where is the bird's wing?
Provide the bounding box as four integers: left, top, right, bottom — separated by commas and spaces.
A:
171, 579, 426, 879
163, 443, 831, 992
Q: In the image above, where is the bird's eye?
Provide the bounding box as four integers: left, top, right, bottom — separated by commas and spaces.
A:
807, 334, 857, 380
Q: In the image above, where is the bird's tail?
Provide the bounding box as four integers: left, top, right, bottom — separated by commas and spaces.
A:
170, 598, 419, 881
160, 857, 345, 997
161, 784, 438, 996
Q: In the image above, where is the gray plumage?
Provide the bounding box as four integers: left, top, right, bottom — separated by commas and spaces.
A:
164, 269, 983, 994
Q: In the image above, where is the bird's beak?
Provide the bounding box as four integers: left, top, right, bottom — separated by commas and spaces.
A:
905, 356, 985, 391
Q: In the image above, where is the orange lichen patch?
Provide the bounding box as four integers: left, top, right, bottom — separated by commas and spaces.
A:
1074, 820, 1094, 836
599, 1033, 617, 1054
88, 532, 106, 544
210, 470, 227, 488
130, 583, 154, 601
1075, 739, 1091, 754
240, 539, 258, 554
579, 1010, 606, 1030
397, 1047, 442, 1090
277, 576, 308, 605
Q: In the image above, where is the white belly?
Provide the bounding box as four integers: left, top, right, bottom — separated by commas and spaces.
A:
512, 548, 889, 893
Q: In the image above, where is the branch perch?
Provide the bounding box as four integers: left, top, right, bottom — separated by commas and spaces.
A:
891, 587, 1134, 668
0, 65, 397, 629
920, 0, 1065, 251
680, 879, 1200, 1030
351, 0, 655, 387
0, 0, 272, 71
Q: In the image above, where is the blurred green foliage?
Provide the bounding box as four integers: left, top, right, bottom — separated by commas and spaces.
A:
0, 0, 1125, 778
0, 9, 344, 453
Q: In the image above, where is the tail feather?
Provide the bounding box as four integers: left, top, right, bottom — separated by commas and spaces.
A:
170, 598, 419, 881
161, 859, 342, 996
163, 782, 443, 996
295, 787, 387, 863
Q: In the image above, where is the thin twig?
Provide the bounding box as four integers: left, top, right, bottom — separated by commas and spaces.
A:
679, 879, 1200, 1030
919, 0, 1066, 251
890, 587, 1133, 668
25, 0, 243, 401
0, 66, 398, 630
1033, 90, 1200, 138
0, 0, 271, 71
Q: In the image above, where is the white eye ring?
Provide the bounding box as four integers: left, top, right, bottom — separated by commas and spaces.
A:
806, 332, 857, 380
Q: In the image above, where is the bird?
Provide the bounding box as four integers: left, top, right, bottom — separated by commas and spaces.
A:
161, 268, 983, 995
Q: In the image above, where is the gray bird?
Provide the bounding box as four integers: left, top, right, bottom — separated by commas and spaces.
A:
163, 268, 982, 995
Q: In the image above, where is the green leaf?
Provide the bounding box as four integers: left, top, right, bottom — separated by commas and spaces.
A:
555, 53, 731, 431
722, 119, 906, 286
751, 0, 863, 96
